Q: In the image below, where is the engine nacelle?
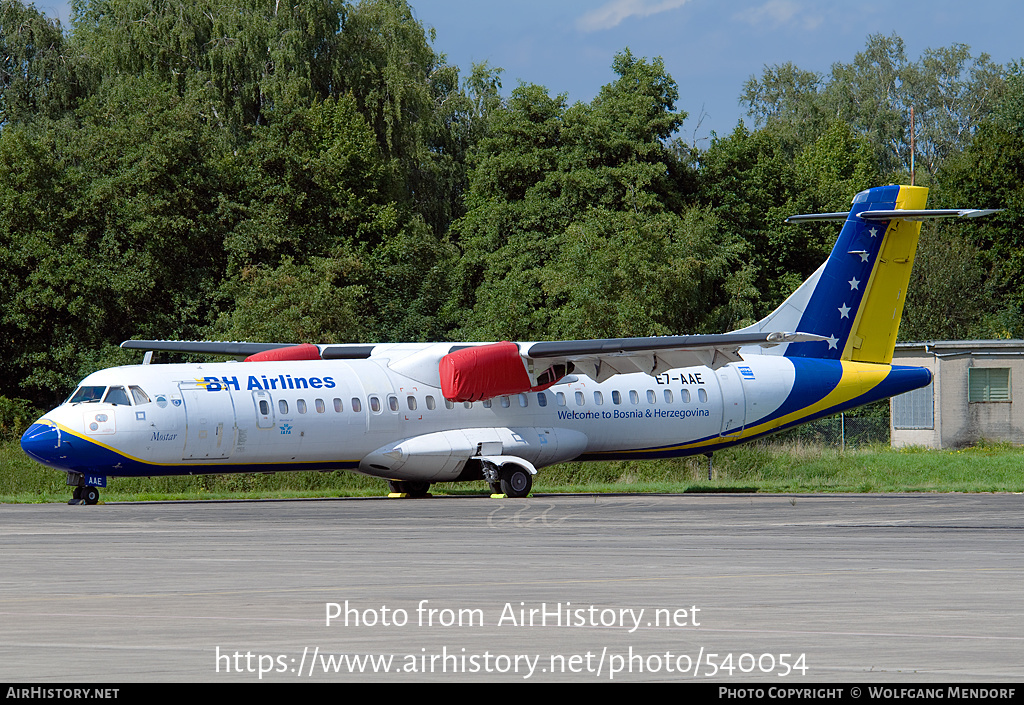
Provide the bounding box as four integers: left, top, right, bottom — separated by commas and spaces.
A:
358, 426, 588, 482
439, 341, 563, 402
244, 344, 322, 362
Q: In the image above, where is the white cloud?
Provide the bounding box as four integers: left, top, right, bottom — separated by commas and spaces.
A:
576, 0, 694, 32
733, 0, 823, 31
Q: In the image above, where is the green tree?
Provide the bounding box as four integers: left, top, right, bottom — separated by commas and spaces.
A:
698, 119, 878, 321
452, 51, 730, 341
0, 0, 79, 125
742, 33, 1005, 180
69, 0, 347, 129
914, 63, 1024, 339
0, 78, 229, 403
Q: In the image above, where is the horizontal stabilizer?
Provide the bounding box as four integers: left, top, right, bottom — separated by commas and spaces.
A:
786, 208, 1002, 224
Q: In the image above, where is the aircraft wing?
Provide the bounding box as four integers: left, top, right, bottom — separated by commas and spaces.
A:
122, 330, 825, 402
120, 340, 376, 359
520, 331, 823, 382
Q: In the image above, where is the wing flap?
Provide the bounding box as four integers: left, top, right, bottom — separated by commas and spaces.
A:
523, 331, 823, 382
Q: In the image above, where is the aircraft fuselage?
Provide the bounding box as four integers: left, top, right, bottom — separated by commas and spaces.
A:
21, 346, 929, 489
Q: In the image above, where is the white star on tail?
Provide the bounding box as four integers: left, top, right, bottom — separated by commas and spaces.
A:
849, 277, 860, 290
839, 303, 850, 319
827, 335, 839, 349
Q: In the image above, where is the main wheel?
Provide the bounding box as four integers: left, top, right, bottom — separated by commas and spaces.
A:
82, 486, 100, 505
387, 480, 430, 497
499, 466, 532, 498
405, 482, 430, 497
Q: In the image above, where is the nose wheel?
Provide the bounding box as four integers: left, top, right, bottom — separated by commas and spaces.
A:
70, 486, 100, 505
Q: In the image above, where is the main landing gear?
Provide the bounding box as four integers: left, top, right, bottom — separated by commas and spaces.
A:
484, 464, 533, 499
387, 480, 431, 498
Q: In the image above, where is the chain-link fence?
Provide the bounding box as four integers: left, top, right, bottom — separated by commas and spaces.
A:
767, 414, 890, 449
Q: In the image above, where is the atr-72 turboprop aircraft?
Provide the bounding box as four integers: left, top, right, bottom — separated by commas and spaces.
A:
21, 185, 999, 503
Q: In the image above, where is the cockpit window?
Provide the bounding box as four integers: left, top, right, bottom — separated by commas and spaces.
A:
103, 386, 131, 406
68, 386, 105, 404
130, 386, 151, 405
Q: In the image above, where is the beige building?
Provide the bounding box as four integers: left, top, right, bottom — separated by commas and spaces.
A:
890, 340, 1024, 448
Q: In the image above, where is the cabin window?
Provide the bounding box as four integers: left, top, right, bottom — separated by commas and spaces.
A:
556, 392, 566, 406
407, 396, 417, 411
518, 394, 528, 407
698, 388, 708, 403
369, 396, 381, 413
259, 400, 270, 415
629, 390, 639, 404
611, 390, 621, 405
664, 390, 673, 403
351, 397, 362, 413
103, 386, 131, 406
334, 398, 343, 412
425, 396, 436, 410
315, 399, 325, 413
575, 391, 584, 406
681, 389, 691, 403
445, 399, 455, 410
483, 399, 492, 408
647, 390, 656, 404
278, 400, 289, 414
129, 386, 151, 405
500, 396, 511, 408
594, 391, 604, 405
463, 401, 473, 409
297, 399, 307, 414
537, 392, 547, 407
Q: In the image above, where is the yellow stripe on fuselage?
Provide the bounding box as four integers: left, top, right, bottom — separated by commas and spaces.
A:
615, 360, 894, 454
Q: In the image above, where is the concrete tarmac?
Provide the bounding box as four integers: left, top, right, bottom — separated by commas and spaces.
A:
1, 493, 1022, 682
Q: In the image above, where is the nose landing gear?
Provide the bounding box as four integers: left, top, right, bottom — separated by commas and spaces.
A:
67, 473, 101, 505
70, 485, 100, 505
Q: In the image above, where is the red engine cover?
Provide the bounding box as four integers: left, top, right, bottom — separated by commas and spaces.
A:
244, 344, 323, 362
439, 342, 533, 402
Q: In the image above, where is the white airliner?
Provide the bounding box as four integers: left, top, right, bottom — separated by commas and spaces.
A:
21, 185, 999, 503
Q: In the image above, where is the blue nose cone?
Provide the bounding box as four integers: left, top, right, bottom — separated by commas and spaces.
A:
21, 422, 64, 469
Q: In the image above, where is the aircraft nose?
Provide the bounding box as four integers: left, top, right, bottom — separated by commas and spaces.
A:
20, 421, 65, 468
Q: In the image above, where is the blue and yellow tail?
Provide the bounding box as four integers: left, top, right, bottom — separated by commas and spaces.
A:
737, 184, 928, 365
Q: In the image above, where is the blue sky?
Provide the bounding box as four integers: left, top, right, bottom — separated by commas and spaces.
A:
35, 0, 1023, 147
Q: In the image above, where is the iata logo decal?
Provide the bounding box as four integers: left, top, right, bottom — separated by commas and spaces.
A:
280, 424, 293, 435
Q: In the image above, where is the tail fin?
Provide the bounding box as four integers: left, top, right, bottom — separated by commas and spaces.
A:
736, 184, 928, 365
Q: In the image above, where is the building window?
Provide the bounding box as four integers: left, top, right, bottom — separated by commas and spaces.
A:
893, 381, 934, 429
968, 367, 1010, 402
